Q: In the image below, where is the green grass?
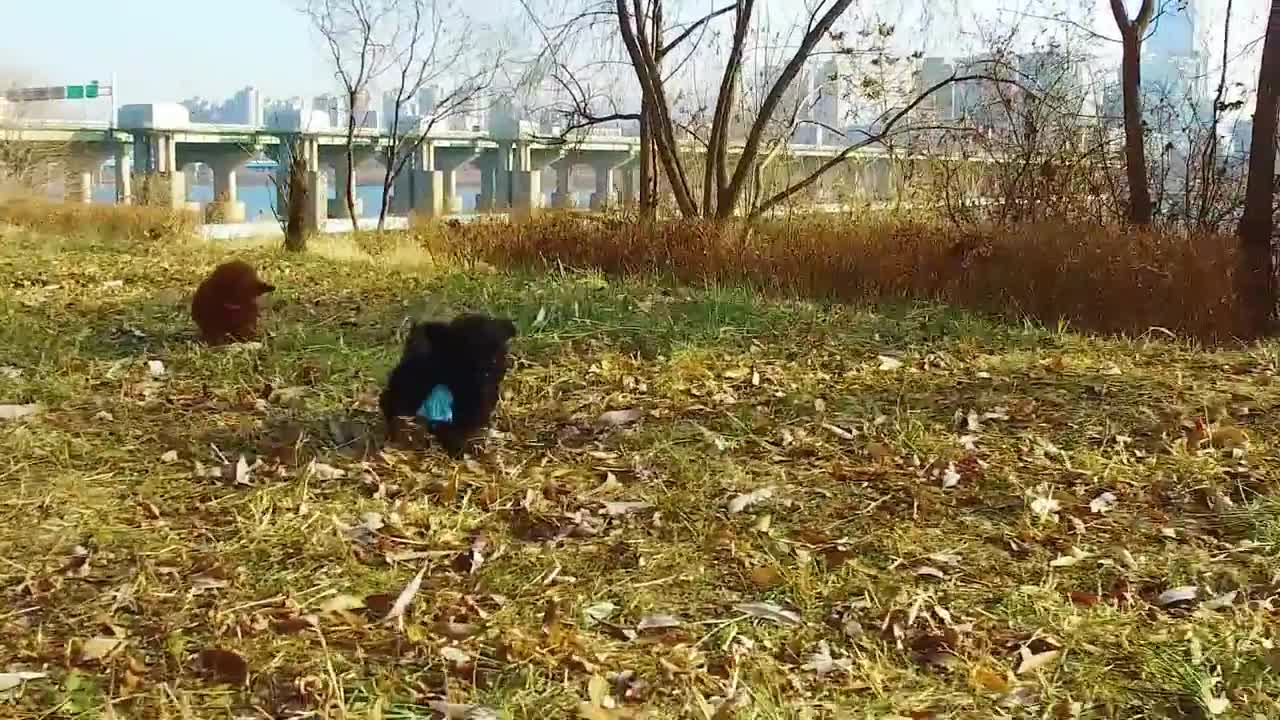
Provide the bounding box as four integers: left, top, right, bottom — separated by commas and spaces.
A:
1, 229, 1279, 719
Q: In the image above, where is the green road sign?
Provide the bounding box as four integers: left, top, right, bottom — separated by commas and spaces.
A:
3, 81, 102, 102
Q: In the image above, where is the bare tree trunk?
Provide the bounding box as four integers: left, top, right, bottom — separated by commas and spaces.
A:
285, 154, 309, 252
1109, 0, 1154, 226
345, 95, 360, 233
639, 107, 654, 221
1239, 0, 1280, 333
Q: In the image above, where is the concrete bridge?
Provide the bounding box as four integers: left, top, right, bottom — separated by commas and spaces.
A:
2, 103, 969, 224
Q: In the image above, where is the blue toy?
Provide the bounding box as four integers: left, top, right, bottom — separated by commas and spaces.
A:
416, 384, 454, 424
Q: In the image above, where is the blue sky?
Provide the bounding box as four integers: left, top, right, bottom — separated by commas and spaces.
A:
3, 0, 1267, 109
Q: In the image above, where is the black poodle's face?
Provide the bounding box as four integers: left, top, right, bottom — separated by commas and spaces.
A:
405, 315, 517, 382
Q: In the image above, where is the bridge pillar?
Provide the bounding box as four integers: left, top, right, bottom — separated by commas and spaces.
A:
434, 147, 476, 215
132, 131, 185, 208
207, 153, 248, 223
63, 168, 93, 204
113, 143, 133, 205
511, 144, 564, 212
402, 144, 478, 217
550, 159, 575, 209
590, 152, 635, 210
476, 143, 512, 212
327, 151, 365, 219
618, 163, 639, 208
865, 157, 893, 200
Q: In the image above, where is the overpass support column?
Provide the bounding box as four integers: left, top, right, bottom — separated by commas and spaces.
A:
328, 152, 363, 219
511, 144, 563, 213
588, 155, 631, 211
425, 146, 480, 216
550, 159, 575, 209
476, 143, 513, 212
63, 156, 95, 204
867, 157, 892, 200
133, 131, 185, 208
207, 154, 247, 223
113, 143, 133, 205
619, 164, 638, 208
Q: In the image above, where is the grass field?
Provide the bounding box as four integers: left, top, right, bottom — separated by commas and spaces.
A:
1, 227, 1278, 719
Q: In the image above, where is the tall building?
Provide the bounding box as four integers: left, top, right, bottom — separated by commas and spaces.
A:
812, 58, 845, 145
227, 87, 262, 126
382, 89, 421, 130
1142, 0, 1208, 120
418, 85, 440, 117
1145, 0, 1199, 57
914, 56, 959, 122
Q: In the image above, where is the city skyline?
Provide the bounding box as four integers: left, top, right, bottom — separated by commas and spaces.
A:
6, 0, 1267, 107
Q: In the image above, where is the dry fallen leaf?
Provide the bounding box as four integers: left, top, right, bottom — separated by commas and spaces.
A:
636, 613, 683, 632
727, 486, 775, 513
197, 648, 249, 685
582, 601, 618, 625
913, 565, 947, 580
801, 640, 852, 675
971, 665, 1010, 693
1015, 647, 1060, 675
1088, 491, 1118, 514
307, 461, 347, 481
940, 463, 961, 489
1202, 590, 1237, 610
79, 636, 126, 662
601, 501, 652, 516
0, 671, 47, 696
319, 594, 366, 613
385, 561, 429, 626
734, 601, 802, 626
233, 455, 252, 485
0, 403, 41, 421
1210, 426, 1249, 450
877, 355, 904, 371
598, 408, 644, 427
749, 566, 783, 589
1155, 586, 1198, 607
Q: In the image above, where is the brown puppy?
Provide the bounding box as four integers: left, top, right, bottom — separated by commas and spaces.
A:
191, 260, 275, 345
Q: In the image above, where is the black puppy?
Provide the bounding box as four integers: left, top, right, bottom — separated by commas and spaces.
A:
379, 313, 517, 455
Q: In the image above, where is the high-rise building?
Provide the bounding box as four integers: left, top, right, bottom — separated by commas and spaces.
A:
228, 86, 262, 126
1145, 0, 1199, 58
812, 58, 845, 145
418, 85, 440, 117
1140, 0, 1207, 118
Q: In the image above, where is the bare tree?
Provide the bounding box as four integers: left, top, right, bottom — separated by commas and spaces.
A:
529, 1, 1016, 221
1239, 0, 1280, 333
1107, 0, 1155, 226
519, 0, 732, 220
377, 0, 500, 230
264, 134, 313, 252
304, 0, 396, 233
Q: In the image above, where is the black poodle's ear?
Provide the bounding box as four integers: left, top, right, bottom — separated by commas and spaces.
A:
405, 320, 450, 354
494, 317, 517, 341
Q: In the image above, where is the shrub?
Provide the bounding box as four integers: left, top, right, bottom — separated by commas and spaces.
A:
446, 214, 1245, 342
0, 196, 198, 241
